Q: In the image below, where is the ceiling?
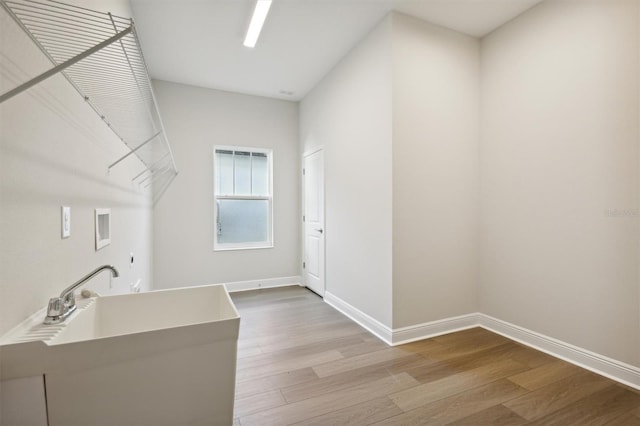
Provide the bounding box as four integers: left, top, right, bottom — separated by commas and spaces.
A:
130, 0, 542, 101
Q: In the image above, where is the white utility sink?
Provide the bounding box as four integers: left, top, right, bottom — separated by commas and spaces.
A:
0, 284, 240, 426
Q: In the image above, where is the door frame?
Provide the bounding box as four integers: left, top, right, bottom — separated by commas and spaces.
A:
301, 146, 325, 296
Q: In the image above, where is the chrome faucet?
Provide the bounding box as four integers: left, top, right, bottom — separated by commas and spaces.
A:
44, 265, 119, 324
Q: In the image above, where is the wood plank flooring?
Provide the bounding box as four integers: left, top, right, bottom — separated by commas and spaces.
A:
231, 286, 640, 425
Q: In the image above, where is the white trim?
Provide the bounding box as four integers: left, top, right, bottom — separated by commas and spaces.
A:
224, 276, 302, 293
216, 195, 271, 201
214, 242, 274, 252
477, 314, 640, 390
320, 291, 640, 390
391, 314, 480, 346
324, 291, 393, 345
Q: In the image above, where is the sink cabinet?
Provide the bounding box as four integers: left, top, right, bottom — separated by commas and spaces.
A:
0, 376, 48, 426
0, 284, 240, 426
46, 334, 238, 425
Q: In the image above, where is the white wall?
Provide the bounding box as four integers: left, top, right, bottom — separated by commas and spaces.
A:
480, 0, 640, 365
391, 13, 480, 328
300, 17, 394, 327
152, 80, 300, 289
0, 0, 152, 337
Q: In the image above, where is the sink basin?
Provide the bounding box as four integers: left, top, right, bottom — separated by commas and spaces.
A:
50, 284, 239, 344
0, 284, 240, 426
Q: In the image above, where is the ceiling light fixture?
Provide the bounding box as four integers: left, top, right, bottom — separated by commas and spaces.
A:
243, 0, 272, 48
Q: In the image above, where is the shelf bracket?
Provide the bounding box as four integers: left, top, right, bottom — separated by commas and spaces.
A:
108, 131, 161, 170
0, 24, 132, 104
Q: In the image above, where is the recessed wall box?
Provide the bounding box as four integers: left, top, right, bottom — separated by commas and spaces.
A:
95, 208, 111, 250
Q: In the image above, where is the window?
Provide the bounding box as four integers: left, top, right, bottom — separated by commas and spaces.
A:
213, 146, 273, 250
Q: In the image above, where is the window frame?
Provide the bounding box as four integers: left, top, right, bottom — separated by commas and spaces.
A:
213, 145, 274, 251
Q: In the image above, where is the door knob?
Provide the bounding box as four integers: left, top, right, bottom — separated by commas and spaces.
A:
315, 228, 323, 234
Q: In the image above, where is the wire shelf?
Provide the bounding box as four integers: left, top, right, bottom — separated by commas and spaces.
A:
0, 0, 178, 199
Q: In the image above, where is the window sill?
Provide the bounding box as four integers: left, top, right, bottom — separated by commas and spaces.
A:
213, 244, 274, 252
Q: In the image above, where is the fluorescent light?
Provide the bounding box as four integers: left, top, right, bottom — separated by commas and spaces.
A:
243, 0, 272, 48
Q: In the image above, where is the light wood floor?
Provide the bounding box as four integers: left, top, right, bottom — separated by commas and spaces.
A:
230, 286, 640, 425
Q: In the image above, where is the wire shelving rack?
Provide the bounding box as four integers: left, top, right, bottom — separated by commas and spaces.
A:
0, 0, 178, 199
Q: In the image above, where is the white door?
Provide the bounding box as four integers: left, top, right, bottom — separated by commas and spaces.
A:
303, 149, 325, 296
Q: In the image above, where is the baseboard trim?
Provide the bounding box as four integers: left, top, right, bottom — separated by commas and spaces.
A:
477, 314, 640, 390
391, 314, 480, 346
324, 291, 393, 345
321, 291, 640, 390
224, 276, 302, 293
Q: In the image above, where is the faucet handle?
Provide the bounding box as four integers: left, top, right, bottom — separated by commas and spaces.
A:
47, 297, 63, 317
63, 291, 76, 308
